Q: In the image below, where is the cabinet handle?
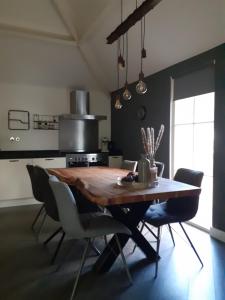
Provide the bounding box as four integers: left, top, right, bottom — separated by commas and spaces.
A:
9, 159, 19, 162
45, 158, 54, 161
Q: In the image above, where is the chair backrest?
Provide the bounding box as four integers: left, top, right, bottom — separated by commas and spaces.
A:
49, 176, 84, 238
26, 164, 43, 202
166, 168, 204, 219
34, 166, 59, 221
121, 160, 138, 172
155, 161, 164, 177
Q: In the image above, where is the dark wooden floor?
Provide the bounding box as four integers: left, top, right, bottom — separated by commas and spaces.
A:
0, 205, 224, 300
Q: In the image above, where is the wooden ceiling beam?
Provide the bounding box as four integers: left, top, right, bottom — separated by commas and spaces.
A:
106, 0, 162, 44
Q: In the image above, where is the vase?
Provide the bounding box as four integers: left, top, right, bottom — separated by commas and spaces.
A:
149, 158, 158, 185
138, 154, 151, 185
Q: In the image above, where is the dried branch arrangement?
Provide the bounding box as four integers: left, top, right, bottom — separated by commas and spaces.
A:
141, 124, 164, 162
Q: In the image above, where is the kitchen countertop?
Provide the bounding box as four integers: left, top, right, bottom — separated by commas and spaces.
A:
0, 150, 122, 159
0, 150, 66, 159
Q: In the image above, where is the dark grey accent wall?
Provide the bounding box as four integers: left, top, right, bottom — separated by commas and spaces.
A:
111, 43, 225, 232
111, 72, 171, 177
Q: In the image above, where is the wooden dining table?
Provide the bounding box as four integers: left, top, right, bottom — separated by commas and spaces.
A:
48, 166, 201, 274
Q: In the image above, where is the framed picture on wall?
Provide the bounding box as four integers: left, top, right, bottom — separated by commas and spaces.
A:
8, 110, 30, 130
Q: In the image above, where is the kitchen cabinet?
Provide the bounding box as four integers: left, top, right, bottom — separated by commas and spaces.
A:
0, 156, 66, 201
108, 156, 123, 168
0, 159, 33, 200
33, 157, 66, 169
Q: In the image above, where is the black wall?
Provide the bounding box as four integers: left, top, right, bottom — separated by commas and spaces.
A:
111, 72, 171, 176
111, 43, 225, 232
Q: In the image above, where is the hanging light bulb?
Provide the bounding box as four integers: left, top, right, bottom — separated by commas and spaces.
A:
136, 71, 147, 95
123, 82, 132, 100
114, 95, 122, 109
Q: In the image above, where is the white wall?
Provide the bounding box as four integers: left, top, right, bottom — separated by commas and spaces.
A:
0, 82, 111, 151
0, 83, 69, 150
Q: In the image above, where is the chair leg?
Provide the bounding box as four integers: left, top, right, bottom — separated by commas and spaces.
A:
70, 238, 91, 300
104, 235, 108, 246
31, 204, 45, 231
179, 222, 203, 267
90, 239, 101, 256
143, 221, 158, 240
168, 224, 175, 246
44, 227, 62, 245
115, 234, 133, 285
155, 227, 161, 278
36, 212, 47, 237
51, 231, 65, 265
132, 221, 145, 253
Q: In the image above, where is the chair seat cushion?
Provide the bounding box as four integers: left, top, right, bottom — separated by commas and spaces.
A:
143, 202, 193, 227
80, 213, 131, 238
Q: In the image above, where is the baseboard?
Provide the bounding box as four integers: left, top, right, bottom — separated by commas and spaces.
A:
210, 226, 225, 243
0, 198, 39, 208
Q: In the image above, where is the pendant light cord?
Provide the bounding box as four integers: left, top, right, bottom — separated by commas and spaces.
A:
125, 32, 129, 83
142, 16, 146, 50
117, 40, 120, 89
119, 0, 125, 59
140, 15, 146, 73
140, 17, 143, 72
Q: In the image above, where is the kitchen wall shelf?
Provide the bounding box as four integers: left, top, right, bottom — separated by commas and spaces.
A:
33, 114, 59, 130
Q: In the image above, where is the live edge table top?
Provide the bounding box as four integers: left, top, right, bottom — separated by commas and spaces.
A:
48, 167, 201, 207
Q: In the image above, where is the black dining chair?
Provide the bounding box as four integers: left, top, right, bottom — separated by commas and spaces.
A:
155, 161, 164, 178
132, 161, 165, 253
143, 168, 204, 278
26, 164, 46, 232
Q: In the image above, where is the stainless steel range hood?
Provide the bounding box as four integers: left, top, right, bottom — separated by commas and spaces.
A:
60, 90, 107, 120
59, 90, 107, 152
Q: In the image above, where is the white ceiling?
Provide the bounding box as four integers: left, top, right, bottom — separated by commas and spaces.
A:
0, 31, 95, 87
0, 0, 70, 36
0, 0, 224, 91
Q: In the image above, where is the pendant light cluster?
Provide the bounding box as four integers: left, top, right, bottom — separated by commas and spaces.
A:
114, 0, 148, 110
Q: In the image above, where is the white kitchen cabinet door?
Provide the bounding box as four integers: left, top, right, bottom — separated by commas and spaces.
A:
33, 157, 66, 169
108, 156, 123, 168
0, 159, 33, 200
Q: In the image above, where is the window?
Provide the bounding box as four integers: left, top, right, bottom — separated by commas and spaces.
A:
172, 92, 214, 230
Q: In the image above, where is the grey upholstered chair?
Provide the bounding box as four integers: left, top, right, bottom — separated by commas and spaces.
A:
143, 168, 204, 278
34, 166, 101, 264
121, 160, 138, 172
49, 176, 132, 299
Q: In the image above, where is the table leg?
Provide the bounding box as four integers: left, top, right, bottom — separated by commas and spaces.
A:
93, 202, 158, 274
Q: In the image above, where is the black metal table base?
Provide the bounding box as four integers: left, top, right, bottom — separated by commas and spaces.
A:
93, 202, 158, 274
